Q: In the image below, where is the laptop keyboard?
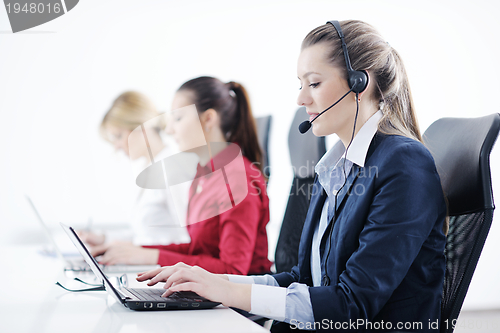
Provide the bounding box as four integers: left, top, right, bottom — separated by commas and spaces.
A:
124, 288, 205, 302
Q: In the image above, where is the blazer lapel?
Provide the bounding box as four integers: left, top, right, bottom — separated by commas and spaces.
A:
318, 135, 384, 279
318, 165, 361, 264
334, 164, 361, 219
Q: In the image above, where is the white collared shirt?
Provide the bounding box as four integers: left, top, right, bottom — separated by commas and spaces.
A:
227, 110, 383, 325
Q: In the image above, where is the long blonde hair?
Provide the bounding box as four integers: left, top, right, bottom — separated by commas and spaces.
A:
100, 91, 165, 141
302, 20, 422, 142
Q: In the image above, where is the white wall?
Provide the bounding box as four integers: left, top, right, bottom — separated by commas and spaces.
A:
1, 0, 499, 310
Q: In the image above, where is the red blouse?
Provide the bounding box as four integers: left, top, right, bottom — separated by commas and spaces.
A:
145, 144, 271, 275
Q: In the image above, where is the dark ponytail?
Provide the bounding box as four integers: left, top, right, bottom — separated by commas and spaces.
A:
178, 76, 263, 174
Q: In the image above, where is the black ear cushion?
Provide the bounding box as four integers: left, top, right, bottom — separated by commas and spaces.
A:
348, 70, 368, 94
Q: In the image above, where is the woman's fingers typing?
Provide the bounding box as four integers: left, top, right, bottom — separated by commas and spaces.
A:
136, 267, 163, 281
136, 262, 193, 286
90, 244, 108, 257
160, 268, 202, 297
136, 263, 249, 310
163, 281, 199, 297
163, 267, 193, 289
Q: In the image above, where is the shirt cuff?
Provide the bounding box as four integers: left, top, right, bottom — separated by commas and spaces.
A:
226, 274, 279, 286
227, 275, 255, 284
251, 274, 280, 286
250, 284, 286, 322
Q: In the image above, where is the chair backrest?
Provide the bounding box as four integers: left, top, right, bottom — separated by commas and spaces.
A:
255, 115, 272, 180
274, 107, 326, 273
423, 113, 500, 333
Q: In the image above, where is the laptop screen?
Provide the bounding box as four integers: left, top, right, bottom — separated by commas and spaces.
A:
26, 195, 67, 262
60, 223, 124, 304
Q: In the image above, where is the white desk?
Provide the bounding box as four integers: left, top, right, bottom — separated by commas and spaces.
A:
0, 245, 268, 333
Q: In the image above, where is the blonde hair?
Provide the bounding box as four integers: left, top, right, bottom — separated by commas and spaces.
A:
302, 20, 422, 142
100, 91, 166, 141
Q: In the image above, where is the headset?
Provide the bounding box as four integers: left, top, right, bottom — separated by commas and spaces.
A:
319, 20, 368, 286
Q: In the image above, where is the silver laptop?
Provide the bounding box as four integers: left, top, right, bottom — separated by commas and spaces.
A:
61, 223, 220, 310
26, 195, 159, 273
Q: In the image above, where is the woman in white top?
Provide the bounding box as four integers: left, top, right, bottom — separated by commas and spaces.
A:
80, 91, 190, 250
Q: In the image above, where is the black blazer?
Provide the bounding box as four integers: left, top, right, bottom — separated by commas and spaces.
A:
273, 133, 447, 332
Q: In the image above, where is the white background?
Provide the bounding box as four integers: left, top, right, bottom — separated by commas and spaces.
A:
1, 0, 499, 310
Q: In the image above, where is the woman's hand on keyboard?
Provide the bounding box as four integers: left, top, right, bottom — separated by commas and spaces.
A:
136, 262, 251, 311
95, 242, 159, 265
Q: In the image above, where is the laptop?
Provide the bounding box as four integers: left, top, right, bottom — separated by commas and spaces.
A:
61, 223, 220, 310
26, 195, 159, 273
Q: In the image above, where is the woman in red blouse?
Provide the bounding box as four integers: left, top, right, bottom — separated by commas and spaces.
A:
92, 76, 272, 275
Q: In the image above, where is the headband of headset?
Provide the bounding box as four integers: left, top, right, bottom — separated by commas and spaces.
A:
327, 20, 368, 94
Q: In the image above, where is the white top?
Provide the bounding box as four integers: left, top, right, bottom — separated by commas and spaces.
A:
227, 110, 383, 326
131, 145, 191, 245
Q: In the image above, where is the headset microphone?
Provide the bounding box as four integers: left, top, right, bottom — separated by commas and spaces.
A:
298, 120, 312, 134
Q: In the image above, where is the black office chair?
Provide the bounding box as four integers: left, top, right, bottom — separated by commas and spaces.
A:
274, 107, 327, 273
422, 113, 500, 333
255, 115, 272, 181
